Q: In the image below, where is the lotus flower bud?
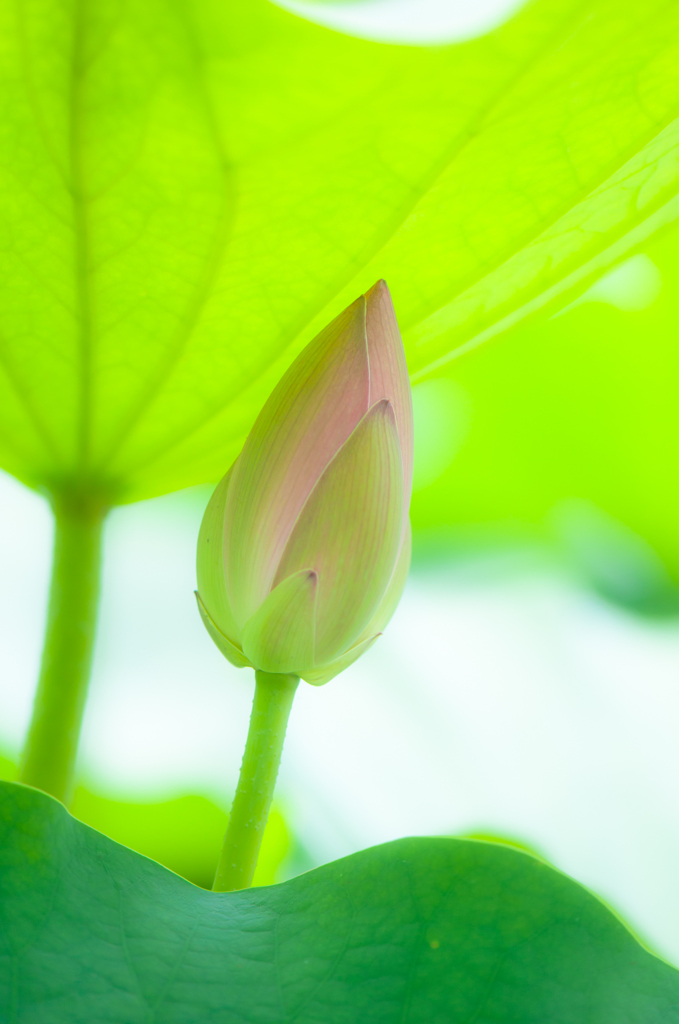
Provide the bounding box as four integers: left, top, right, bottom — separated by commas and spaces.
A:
196, 281, 413, 685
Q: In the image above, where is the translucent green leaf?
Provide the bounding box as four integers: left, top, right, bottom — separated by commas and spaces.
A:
70, 787, 290, 890
0, 0, 676, 500
0, 756, 289, 890
1, 781, 678, 1021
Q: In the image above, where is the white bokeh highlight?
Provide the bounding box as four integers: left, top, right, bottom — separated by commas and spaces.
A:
555, 254, 664, 320
270, 0, 527, 45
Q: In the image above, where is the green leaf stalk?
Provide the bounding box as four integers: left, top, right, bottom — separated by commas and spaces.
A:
19, 493, 107, 805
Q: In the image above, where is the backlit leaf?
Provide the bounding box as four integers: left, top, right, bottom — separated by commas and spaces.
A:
0, 0, 676, 500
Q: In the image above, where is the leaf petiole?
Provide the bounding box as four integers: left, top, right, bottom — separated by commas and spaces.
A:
19, 492, 107, 806
213, 670, 299, 892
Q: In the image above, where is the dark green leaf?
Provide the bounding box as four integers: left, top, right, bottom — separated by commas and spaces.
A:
1, 781, 677, 1022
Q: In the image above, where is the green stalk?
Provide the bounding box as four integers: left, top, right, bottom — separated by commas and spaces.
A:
213, 670, 299, 892
19, 492, 107, 806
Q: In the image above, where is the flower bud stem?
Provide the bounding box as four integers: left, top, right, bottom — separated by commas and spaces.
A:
213, 670, 299, 892
19, 492, 107, 806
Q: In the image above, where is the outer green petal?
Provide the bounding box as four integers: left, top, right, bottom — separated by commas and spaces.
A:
275, 399, 403, 666
301, 526, 410, 685
365, 281, 414, 511
301, 634, 380, 687
357, 520, 412, 641
196, 465, 241, 646
241, 569, 317, 675
302, 525, 411, 686
195, 593, 252, 670
224, 300, 369, 626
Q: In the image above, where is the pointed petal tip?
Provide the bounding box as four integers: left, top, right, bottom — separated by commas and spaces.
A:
365, 279, 395, 316
370, 396, 397, 424
341, 292, 367, 330
365, 278, 390, 300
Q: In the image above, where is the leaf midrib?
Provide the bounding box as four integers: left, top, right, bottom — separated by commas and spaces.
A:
0, 1, 78, 471
70, 0, 94, 476
90, 4, 237, 476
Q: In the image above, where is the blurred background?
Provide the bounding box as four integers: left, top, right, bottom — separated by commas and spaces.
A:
2, 0, 679, 968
